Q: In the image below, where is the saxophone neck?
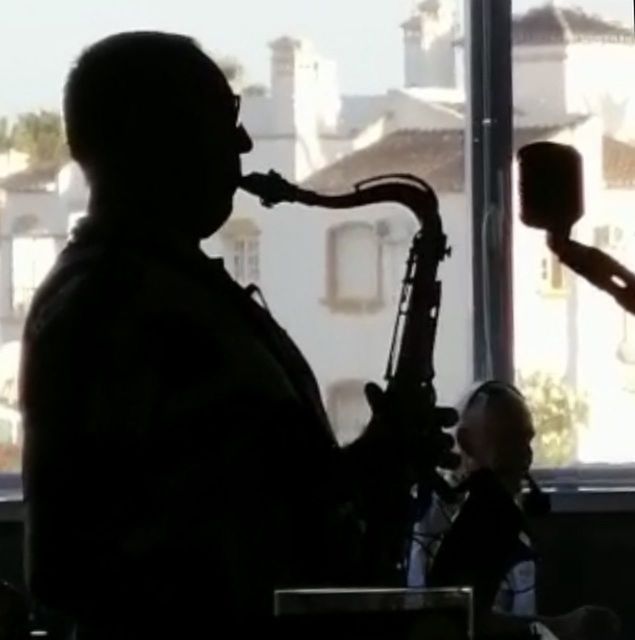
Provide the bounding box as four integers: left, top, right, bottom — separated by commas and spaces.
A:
240, 171, 441, 229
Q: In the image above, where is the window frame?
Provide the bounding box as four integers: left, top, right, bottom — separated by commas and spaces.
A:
220, 218, 261, 286
538, 252, 567, 297
472, 0, 635, 495
467, 0, 514, 384
10, 234, 57, 318
324, 221, 385, 314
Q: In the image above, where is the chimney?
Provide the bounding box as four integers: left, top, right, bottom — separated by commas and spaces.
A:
402, 0, 457, 88
269, 36, 341, 135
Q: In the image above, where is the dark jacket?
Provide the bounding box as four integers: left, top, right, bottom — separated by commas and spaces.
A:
19, 218, 363, 630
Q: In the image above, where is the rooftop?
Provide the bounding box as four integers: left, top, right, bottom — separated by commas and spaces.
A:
513, 5, 634, 46
304, 118, 632, 193
604, 137, 635, 188
0, 164, 59, 193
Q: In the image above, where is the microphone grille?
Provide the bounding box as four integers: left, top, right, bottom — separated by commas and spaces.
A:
517, 141, 584, 234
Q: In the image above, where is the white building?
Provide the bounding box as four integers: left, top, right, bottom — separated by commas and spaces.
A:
2, 2, 635, 458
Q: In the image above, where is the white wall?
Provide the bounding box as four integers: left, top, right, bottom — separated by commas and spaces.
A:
565, 43, 635, 139
565, 186, 635, 463
0, 190, 68, 342
227, 187, 473, 427
0, 151, 28, 180
513, 45, 567, 116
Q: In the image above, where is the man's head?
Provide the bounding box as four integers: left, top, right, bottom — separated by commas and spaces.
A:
64, 31, 253, 239
457, 381, 535, 494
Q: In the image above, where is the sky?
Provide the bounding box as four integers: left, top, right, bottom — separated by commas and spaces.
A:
0, 0, 633, 116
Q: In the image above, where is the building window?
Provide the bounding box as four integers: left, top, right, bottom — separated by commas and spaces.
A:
227, 237, 260, 285
618, 311, 635, 367
327, 380, 370, 445
11, 235, 57, 317
325, 222, 383, 313
593, 225, 623, 250
539, 252, 565, 296
221, 218, 261, 286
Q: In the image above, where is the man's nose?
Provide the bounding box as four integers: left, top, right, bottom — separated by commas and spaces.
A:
237, 124, 253, 154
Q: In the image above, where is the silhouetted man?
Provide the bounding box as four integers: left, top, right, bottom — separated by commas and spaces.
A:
19, 32, 455, 639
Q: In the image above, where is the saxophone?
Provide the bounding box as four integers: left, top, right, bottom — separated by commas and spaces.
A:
240, 170, 453, 581
240, 170, 449, 388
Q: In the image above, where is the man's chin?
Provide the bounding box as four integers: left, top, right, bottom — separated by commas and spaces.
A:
198, 198, 234, 239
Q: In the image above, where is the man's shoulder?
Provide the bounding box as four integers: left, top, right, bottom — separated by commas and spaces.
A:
25, 245, 150, 341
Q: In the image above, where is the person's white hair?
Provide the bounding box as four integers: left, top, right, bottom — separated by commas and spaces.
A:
457, 379, 526, 432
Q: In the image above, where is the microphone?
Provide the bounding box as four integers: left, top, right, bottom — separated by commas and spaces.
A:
517, 141, 635, 315
517, 141, 584, 238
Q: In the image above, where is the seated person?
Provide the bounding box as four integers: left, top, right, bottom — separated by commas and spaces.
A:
407, 380, 619, 640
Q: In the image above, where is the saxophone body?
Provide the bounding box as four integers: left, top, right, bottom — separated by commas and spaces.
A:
240, 170, 550, 588
241, 170, 451, 582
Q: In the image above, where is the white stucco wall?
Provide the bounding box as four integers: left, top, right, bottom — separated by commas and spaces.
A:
0, 151, 28, 180
0, 190, 68, 342
513, 45, 568, 117
225, 187, 473, 434
565, 43, 635, 139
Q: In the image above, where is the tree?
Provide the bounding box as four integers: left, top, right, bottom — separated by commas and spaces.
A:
517, 371, 589, 468
10, 110, 69, 168
217, 56, 245, 86
0, 117, 10, 153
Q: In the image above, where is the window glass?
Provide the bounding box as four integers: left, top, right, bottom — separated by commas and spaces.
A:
511, 0, 635, 467
0, 0, 472, 466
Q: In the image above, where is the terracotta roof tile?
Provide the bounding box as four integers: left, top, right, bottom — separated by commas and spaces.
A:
303, 123, 589, 193
0, 164, 59, 193
604, 136, 635, 188
513, 5, 634, 45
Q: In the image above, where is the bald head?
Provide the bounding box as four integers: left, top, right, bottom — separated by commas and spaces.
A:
64, 31, 252, 238
457, 382, 535, 494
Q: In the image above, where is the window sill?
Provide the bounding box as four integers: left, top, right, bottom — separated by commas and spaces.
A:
534, 487, 635, 514
533, 466, 635, 513
4, 469, 635, 521
1, 489, 635, 519
0, 496, 22, 522
321, 297, 385, 315
536, 288, 567, 300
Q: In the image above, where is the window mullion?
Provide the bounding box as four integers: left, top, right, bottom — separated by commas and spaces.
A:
466, 0, 514, 383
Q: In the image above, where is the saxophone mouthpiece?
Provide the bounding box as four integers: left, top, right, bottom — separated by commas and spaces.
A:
240, 170, 298, 207
240, 172, 270, 197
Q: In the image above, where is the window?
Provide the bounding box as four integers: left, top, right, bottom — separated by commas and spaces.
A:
325, 222, 383, 313
594, 225, 624, 249
512, 0, 635, 469
327, 380, 370, 445
221, 218, 260, 286
0, 0, 473, 480
539, 252, 565, 295
226, 237, 260, 286
618, 312, 635, 367
11, 235, 56, 316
